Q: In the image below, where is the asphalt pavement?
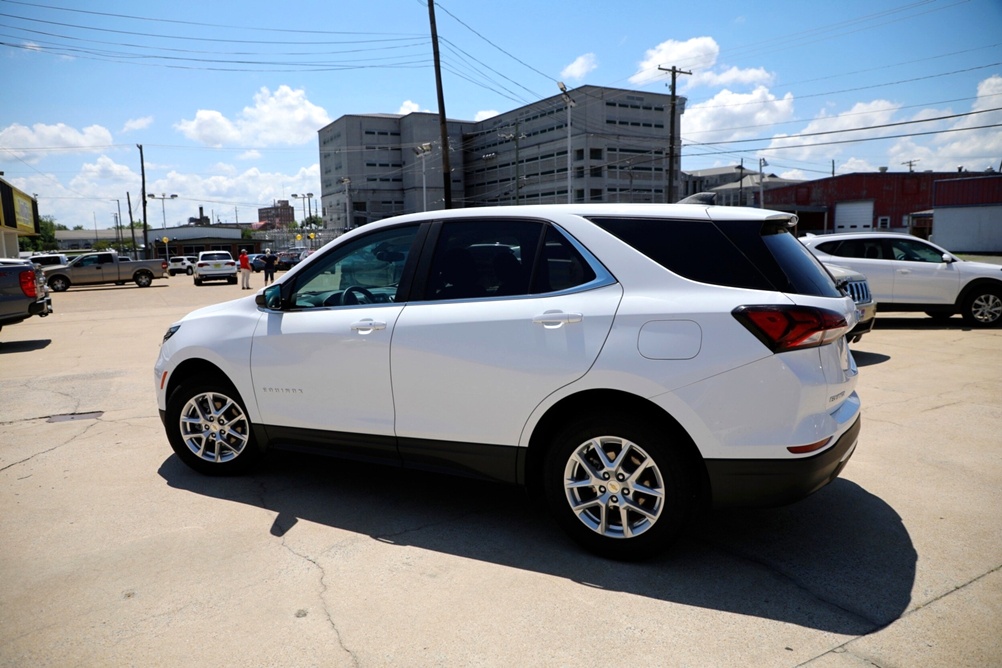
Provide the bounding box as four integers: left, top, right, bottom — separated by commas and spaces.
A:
1, 273, 1000, 667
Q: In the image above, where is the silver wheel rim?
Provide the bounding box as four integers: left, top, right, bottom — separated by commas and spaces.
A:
563, 436, 665, 539
971, 293, 1002, 324
178, 391, 250, 464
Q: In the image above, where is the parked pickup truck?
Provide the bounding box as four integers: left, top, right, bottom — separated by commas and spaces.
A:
43, 251, 168, 291
0, 258, 52, 333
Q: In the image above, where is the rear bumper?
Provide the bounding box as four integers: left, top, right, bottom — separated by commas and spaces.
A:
705, 414, 861, 508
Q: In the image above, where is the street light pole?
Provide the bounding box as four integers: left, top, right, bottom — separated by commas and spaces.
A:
340, 178, 352, 232
414, 143, 432, 211
147, 193, 178, 228
558, 82, 575, 204
758, 158, 768, 208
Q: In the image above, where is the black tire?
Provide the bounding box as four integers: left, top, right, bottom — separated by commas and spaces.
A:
165, 377, 260, 475
186, 267, 194, 275
961, 286, 1002, 327
194, 278, 203, 286
48, 275, 70, 292
134, 271, 153, 288
543, 415, 695, 560
228, 276, 238, 285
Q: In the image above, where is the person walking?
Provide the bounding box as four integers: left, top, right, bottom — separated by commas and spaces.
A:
262, 248, 278, 285
238, 249, 252, 289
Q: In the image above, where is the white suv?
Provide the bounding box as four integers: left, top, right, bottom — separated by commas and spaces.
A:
802, 232, 1002, 326
192, 251, 237, 286
156, 204, 861, 559
168, 256, 196, 276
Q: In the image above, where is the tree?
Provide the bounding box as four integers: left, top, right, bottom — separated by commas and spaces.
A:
18, 214, 60, 253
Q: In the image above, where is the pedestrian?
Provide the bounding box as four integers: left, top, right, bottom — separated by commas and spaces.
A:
262, 248, 278, 285
239, 249, 252, 289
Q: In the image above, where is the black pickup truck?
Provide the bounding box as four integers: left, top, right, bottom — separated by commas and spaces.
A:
0, 258, 52, 334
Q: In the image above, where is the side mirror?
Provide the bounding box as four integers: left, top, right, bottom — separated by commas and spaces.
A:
942, 253, 955, 264
257, 283, 284, 310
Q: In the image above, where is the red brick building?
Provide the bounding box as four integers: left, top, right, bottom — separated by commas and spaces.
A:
763, 171, 985, 236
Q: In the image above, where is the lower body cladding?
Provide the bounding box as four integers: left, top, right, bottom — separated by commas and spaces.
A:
704, 415, 861, 507
158, 412, 861, 509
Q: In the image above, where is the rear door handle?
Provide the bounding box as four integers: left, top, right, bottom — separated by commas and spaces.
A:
532, 311, 583, 328
351, 319, 386, 333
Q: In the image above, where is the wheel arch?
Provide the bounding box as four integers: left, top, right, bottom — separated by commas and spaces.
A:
956, 277, 1002, 307
522, 389, 709, 506
164, 358, 268, 454
47, 273, 71, 290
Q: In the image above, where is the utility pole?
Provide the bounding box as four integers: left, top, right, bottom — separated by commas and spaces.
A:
427, 0, 453, 208
902, 159, 919, 172
126, 192, 138, 257
137, 144, 148, 259
659, 65, 691, 203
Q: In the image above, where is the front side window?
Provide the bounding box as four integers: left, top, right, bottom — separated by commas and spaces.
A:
288, 225, 419, 308
889, 238, 944, 262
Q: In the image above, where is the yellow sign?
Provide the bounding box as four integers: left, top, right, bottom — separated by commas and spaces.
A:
296, 234, 302, 241
308, 233, 315, 239
12, 189, 36, 234
162, 236, 169, 243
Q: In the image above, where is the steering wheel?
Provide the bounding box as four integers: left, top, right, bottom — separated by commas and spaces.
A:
342, 285, 375, 305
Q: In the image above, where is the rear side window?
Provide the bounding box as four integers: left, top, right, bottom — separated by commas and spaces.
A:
589, 216, 840, 297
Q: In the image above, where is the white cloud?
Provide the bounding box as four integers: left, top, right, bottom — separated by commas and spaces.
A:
0, 122, 113, 162
766, 100, 900, 161
122, 116, 153, 133
474, 110, 499, 122
630, 36, 771, 91
239, 150, 262, 160
398, 100, 433, 115
684, 86, 796, 144
175, 85, 331, 147
561, 53, 598, 81
629, 36, 719, 86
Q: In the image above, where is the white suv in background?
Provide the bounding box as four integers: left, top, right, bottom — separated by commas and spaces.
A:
157, 203, 861, 559
192, 251, 237, 286
802, 232, 1002, 326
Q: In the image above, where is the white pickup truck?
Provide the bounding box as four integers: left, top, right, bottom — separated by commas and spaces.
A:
43, 250, 168, 291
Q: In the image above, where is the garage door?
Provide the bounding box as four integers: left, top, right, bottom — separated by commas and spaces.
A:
835, 201, 874, 231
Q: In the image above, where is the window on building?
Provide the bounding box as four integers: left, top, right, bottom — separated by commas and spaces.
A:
590, 148, 603, 160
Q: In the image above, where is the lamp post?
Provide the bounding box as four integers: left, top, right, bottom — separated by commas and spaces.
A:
291, 192, 314, 223
148, 193, 177, 228
558, 82, 575, 204
339, 178, 352, 232
758, 159, 768, 208
413, 143, 433, 211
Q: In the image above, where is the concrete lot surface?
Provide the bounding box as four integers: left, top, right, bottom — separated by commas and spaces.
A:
1, 275, 1000, 667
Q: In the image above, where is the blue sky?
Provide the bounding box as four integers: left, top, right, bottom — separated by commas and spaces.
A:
1, 0, 1000, 229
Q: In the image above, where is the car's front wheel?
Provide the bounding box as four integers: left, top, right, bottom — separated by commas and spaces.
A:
962, 285, 1002, 327
48, 275, 70, 292
165, 377, 260, 475
543, 416, 695, 560
134, 271, 153, 287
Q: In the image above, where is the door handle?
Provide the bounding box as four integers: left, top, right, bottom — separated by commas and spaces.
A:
532, 311, 583, 328
350, 319, 386, 333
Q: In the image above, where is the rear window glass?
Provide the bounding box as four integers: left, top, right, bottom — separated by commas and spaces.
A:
588, 216, 839, 297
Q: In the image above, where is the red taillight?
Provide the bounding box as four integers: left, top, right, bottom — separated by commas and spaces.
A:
788, 437, 832, 454
161, 261, 168, 270
18, 270, 38, 298
225, 261, 235, 266
733, 305, 848, 353
197, 262, 207, 267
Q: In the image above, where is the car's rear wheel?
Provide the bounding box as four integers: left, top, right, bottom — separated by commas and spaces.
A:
962, 286, 1002, 327
543, 416, 694, 560
186, 267, 193, 275
165, 377, 259, 475
194, 277, 202, 286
